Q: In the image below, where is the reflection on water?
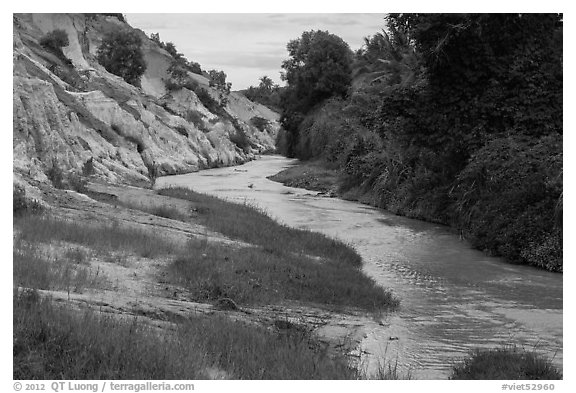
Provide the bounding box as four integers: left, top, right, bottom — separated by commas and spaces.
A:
157, 155, 563, 379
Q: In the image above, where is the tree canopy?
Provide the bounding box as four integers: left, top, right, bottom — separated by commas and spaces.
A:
276, 14, 563, 271
281, 30, 353, 112
97, 30, 146, 87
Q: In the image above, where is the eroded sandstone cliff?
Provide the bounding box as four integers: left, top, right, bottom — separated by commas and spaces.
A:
13, 13, 280, 200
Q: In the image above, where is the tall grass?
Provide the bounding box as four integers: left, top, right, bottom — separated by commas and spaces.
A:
158, 187, 362, 267
450, 346, 562, 380
156, 187, 399, 311
13, 248, 106, 294
171, 238, 397, 311
14, 214, 179, 258
13, 291, 358, 379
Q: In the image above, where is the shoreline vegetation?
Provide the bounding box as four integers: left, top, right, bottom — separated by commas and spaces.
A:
272, 15, 562, 273
268, 160, 562, 273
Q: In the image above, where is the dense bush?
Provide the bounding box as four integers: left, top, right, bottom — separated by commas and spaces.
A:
278, 14, 563, 271
208, 69, 232, 106
39, 29, 69, 55
46, 161, 64, 189
229, 128, 251, 153
250, 116, 270, 132
451, 347, 561, 380
97, 30, 146, 87
279, 30, 353, 157
242, 76, 283, 112
13, 185, 42, 216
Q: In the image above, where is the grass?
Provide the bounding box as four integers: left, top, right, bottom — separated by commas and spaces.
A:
158, 187, 360, 266
13, 291, 358, 379
14, 214, 179, 259
156, 187, 398, 311
13, 247, 107, 294
267, 160, 340, 194
170, 238, 397, 310
450, 346, 562, 380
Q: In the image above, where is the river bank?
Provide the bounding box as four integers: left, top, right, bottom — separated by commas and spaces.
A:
13, 178, 400, 379
268, 159, 562, 272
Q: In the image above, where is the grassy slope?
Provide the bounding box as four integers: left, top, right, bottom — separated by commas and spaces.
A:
14, 291, 357, 379
156, 186, 398, 311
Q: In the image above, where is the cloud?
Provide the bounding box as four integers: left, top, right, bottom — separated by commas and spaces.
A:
204, 52, 284, 69
126, 13, 386, 89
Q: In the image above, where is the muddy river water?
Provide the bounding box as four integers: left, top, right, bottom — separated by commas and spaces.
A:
157, 155, 563, 379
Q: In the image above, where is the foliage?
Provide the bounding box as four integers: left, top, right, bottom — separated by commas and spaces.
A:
243, 76, 283, 111
13, 185, 43, 216
39, 30, 69, 57
97, 29, 146, 87
208, 69, 232, 106
195, 87, 226, 117
185, 110, 209, 132
161, 37, 203, 91
229, 128, 251, 153
67, 172, 88, 194
82, 158, 96, 176
277, 14, 563, 271
279, 30, 353, 157
452, 134, 562, 270
450, 346, 562, 380
250, 116, 270, 132
46, 160, 64, 189
281, 30, 353, 111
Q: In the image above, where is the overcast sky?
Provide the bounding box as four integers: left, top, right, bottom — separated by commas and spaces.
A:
125, 14, 386, 90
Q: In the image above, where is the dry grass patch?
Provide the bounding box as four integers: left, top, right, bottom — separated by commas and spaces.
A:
14, 291, 359, 379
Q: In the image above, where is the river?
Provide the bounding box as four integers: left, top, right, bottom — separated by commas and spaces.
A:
157, 155, 563, 379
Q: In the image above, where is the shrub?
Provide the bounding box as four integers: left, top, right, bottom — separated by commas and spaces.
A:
174, 126, 188, 137
39, 30, 69, 55
451, 346, 562, 380
13, 185, 43, 216
187, 61, 202, 75
250, 116, 270, 132
194, 87, 223, 116
124, 135, 145, 153
82, 158, 95, 176
185, 110, 209, 132
208, 69, 232, 106
97, 30, 146, 87
229, 128, 251, 153
46, 161, 64, 189
67, 173, 88, 194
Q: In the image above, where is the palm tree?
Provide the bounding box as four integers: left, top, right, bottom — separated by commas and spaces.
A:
352, 26, 423, 90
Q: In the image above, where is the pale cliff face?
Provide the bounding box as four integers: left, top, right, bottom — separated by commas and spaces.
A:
13, 13, 280, 193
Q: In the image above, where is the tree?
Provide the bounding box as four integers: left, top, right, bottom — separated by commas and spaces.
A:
39, 29, 69, 59
150, 32, 161, 45
97, 30, 147, 87
258, 75, 274, 91
208, 69, 232, 106
279, 30, 353, 157
281, 30, 353, 113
